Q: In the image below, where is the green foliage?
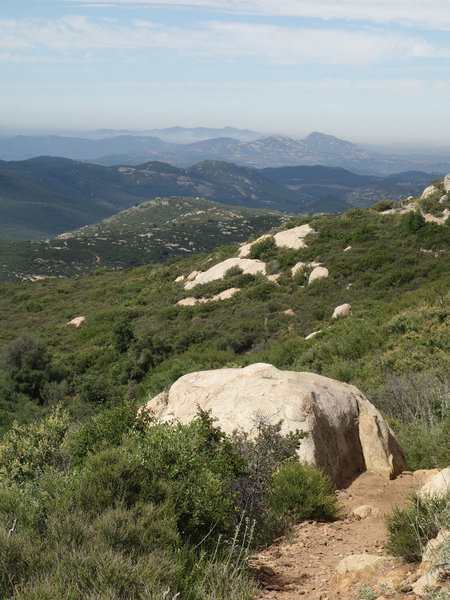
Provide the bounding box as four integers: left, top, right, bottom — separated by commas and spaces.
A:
405, 210, 426, 233
1, 334, 53, 403
386, 491, 450, 562
268, 461, 339, 523
0, 404, 69, 482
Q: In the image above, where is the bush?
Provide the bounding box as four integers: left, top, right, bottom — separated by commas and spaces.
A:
268, 461, 339, 523
386, 491, 450, 561
0, 404, 69, 483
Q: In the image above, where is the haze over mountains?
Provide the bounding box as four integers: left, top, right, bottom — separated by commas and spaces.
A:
1, 129, 449, 175
0, 156, 435, 240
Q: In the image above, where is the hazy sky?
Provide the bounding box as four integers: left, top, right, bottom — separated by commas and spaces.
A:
3, 0, 450, 145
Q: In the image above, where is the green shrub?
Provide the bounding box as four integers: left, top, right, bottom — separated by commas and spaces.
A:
268, 461, 339, 523
386, 491, 450, 561
0, 404, 69, 482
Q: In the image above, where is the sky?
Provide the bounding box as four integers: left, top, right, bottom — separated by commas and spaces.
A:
2, 0, 450, 146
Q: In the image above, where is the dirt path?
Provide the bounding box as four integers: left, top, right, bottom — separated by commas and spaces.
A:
251, 470, 439, 600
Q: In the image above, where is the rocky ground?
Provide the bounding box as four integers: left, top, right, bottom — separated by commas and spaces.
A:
251, 470, 448, 600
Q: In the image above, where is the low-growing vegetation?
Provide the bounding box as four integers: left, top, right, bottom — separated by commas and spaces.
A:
0, 405, 338, 599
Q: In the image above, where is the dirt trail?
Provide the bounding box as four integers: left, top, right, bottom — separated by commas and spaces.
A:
251, 470, 439, 600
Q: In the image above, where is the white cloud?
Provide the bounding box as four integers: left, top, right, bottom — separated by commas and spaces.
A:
1, 17, 448, 64
55, 0, 450, 31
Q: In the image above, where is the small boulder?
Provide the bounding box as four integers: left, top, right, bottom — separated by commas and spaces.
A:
308, 266, 329, 284
174, 275, 185, 282
412, 571, 440, 597
67, 316, 85, 327
335, 554, 391, 576
439, 194, 448, 204
344, 246, 352, 252
274, 224, 315, 249
332, 303, 352, 319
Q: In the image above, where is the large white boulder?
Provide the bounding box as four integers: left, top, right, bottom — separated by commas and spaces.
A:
184, 257, 266, 290
274, 224, 315, 249
142, 363, 406, 485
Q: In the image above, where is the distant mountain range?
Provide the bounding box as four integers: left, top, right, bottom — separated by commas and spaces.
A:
1, 130, 449, 175
0, 157, 435, 240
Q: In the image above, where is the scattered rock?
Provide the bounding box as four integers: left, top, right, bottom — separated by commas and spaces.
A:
67, 316, 85, 327
352, 505, 381, 519
142, 363, 407, 485
412, 571, 440, 596
422, 528, 450, 565
308, 267, 329, 284
267, 274, 280, 283
344, 246, 352, 252
305, 330, 321, 340
283, 309, 295, 316
274, 224, 315, 249
334, 554, 392, 576
174, 275, 185, 282
332, 303, 352, 319
184, 258, 266, 290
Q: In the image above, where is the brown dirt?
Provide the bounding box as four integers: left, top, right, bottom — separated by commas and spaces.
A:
250, 470, 441, 600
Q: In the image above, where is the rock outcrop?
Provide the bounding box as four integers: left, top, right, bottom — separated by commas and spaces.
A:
444, 173, 450, 192
142, 363, 407, 485
421, 185, 438, 199
184, 257, 266, 290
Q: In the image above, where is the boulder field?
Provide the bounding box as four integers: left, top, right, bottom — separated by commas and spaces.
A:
142, 363, 407, 486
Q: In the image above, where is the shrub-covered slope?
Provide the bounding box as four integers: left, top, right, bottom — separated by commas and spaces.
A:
0, 197, 287, 281
0, 196, 448, 447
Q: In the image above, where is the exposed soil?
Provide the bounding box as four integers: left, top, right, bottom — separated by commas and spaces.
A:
251, 470, 444, 600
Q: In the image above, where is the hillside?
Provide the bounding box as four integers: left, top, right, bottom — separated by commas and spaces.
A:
0, 197, 287, 281
0, 157, 435, 240
0, 181, 448, 600
0, 183, 448, 433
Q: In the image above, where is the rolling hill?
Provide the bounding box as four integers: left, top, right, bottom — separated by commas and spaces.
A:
0, 157, 435, 241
